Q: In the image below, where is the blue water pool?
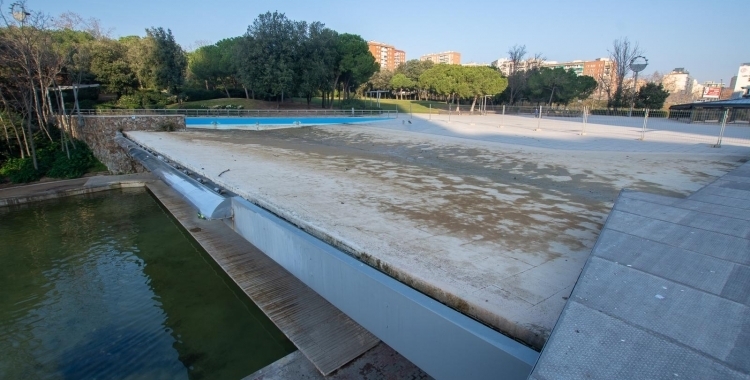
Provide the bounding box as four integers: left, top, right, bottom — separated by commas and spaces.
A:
186, 117, 388, 128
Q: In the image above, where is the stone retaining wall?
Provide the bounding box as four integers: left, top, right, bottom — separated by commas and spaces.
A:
68, 115, 185, 174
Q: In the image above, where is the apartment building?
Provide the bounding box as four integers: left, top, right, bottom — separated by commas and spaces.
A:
490, 58, 545, 76
420, 51, 461, 65
367, 41, 406, 71
542, 60, 586, 75
662, 68, 692, 93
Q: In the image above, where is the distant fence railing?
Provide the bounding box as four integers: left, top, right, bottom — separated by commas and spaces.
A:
74, 108, 398, 118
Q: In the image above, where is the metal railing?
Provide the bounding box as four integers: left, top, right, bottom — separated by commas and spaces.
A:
423, 105, 750, 147
74, 108, 399, 118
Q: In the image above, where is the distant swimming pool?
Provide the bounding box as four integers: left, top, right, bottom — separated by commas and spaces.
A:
186, 117, 388, 129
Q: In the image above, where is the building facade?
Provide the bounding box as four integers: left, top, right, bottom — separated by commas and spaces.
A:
490, 58, 545, 76
542, 60, 586, 75
582, 58, 613, 80
662, 68, 693, 93
420, 51, 461, 65
733, 63, 750, 98
367, 41, 406, 71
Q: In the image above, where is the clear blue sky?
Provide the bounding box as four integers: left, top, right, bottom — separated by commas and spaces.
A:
34, 0, 750, 84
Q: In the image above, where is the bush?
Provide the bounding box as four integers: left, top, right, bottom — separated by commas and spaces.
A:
180, 87, 224, 102
158, 121, 179, 132
0, 157, 42, 183
0, 138, 100, 183
117, 91, 170, 109
47, 141, 96, 179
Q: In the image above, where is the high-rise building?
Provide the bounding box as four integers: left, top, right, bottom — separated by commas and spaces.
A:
732, 63, 750, 98
420, 51, 461, 65
367, 41, 406, 71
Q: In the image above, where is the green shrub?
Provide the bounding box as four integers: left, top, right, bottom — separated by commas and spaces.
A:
180, 88, 224, 102
117, 91, 170, 109
0, 157, 42, 183
158, 121, 179, 132
47, 141, 96, 179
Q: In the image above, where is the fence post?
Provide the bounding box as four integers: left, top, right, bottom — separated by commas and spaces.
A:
714, 109, 729, 148
640, 109, 650, 140
536, 105, 542, 131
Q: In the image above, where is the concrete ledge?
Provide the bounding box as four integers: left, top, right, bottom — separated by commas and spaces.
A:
0, 174, 156, 207
230, 197, 539, 380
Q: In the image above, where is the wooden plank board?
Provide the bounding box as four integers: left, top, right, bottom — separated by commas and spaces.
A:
146, 181, 380, 376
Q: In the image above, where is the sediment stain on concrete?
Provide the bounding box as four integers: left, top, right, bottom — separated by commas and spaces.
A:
126, 125, 744, 349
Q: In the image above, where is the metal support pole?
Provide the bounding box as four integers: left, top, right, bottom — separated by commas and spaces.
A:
714, 109, 729, 148
410, 102, 412, 119
536, 105, 542, 131
429, 104, 431, 120
581, 106, 587, 135
640, 109, 650, 140
501, 105, 505, 128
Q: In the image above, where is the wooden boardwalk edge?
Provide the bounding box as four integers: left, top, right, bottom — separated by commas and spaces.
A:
146, 181, 380, 375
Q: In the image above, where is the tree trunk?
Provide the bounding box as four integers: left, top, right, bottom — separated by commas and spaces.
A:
244, 86, 249, 99
31, 85, 51, 141
19, 115, 29, 158
548, 87, 556, 106
224, 86, 230, 98
470, 96, 478, 113
23, 103, 38, 170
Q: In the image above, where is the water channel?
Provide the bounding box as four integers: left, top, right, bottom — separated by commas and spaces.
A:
0, 188, 296, 379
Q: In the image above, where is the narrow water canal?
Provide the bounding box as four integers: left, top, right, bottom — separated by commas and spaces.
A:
0, 188, 296, 379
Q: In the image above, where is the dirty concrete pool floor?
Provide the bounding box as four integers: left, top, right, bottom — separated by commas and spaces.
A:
126, 125, 746, 350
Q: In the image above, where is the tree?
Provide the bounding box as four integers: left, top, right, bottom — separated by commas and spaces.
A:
503, 45, 545, 105
608, 37, 642, 109
188, 40, 238, 96
395, 59, 433, 100
367, 69, 393, 92
145, 27, 186, 94
464, 66, 507, 112
120, 35, 155, 90
89, 39, 136, 96
390, 73, 413, 100
236, 12, 303, 105
334, 33, 378, 104
506, 44, 526, 104
636, 82, 669, 109
296, 22, 338, 107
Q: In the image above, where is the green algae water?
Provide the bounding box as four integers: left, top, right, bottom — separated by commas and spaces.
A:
0, 188, 295, 380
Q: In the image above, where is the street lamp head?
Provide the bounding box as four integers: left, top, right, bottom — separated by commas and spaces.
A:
11, 3, 29, 23
629, 56, 649, 73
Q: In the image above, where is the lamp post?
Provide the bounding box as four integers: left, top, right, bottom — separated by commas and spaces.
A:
628, 56, 648, 117
11, 2, 30, 23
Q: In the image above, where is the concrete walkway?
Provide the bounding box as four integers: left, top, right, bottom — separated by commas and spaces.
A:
530, 161, 750, 379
